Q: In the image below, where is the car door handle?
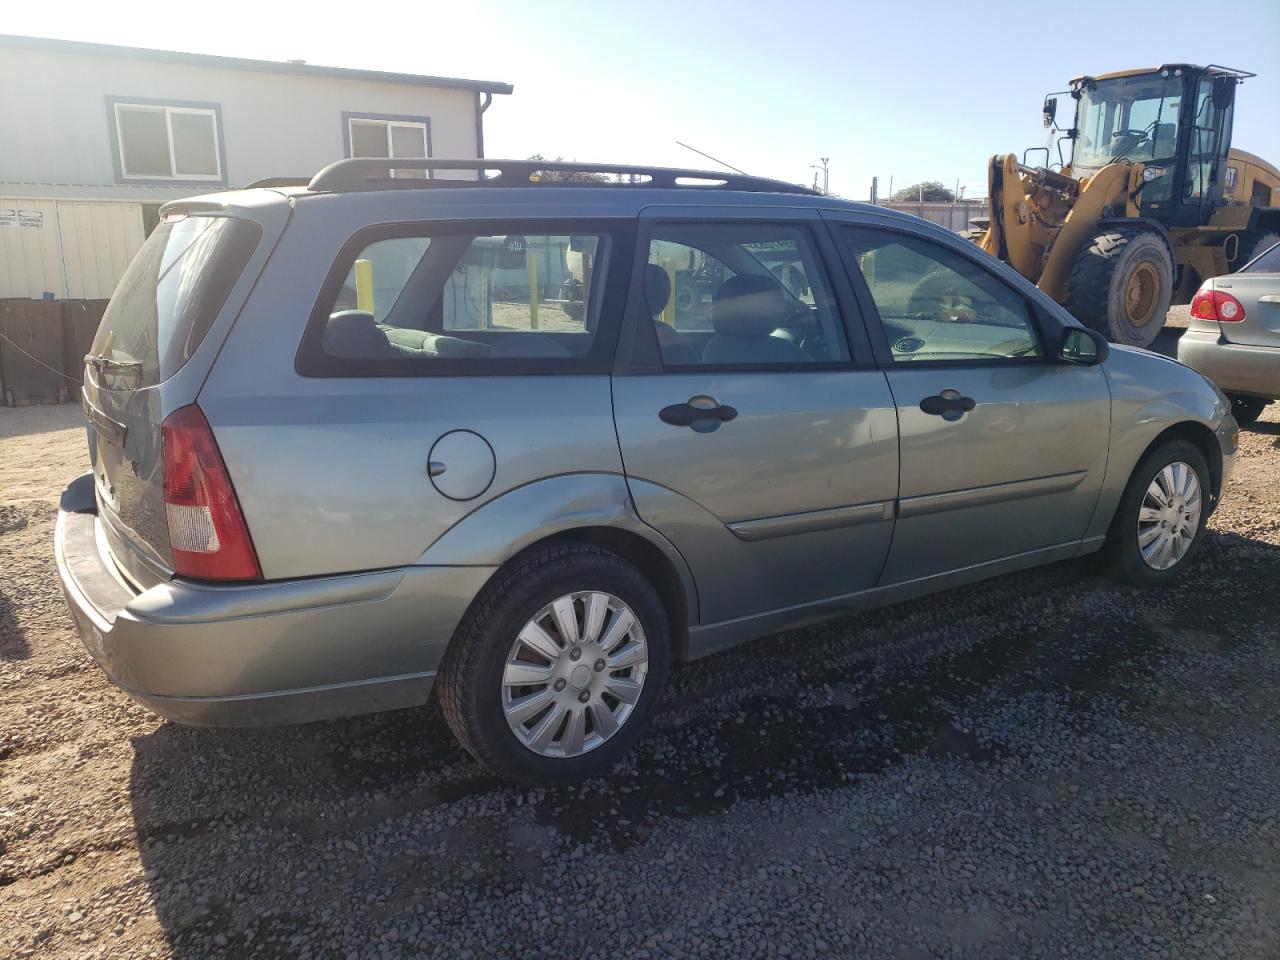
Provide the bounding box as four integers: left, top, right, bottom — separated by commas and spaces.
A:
919, 389, 976, 421
659, 395, 738, 431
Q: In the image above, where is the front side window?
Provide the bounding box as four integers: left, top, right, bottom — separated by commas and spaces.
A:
347, 116, 429, 179
303, 228, 615, 375
643, 223, 849, 367
1184, 77, 1234, 202
844, 228, 1042, 363
113, 101, 222, 181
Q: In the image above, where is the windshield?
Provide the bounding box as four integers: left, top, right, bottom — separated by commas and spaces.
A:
1073, 74, 1184, 171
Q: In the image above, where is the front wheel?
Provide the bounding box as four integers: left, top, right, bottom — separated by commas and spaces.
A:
1066, 226, 1173, 349
438, 543, 670, 785
1107, 440, 1211, 587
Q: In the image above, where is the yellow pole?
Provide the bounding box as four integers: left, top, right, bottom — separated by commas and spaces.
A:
528, 246, 539, 330
354, 258, 375, 314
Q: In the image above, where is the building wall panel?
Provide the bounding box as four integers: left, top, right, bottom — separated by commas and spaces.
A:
0, 199, 64, 298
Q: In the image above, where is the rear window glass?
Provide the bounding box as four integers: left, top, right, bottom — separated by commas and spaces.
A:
299, 227, 617, 376
1241, 240, 1280, 273
90, 215, 261, 388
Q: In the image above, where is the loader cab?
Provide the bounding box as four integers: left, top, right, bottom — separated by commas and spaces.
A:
1065, 65, 1247, 229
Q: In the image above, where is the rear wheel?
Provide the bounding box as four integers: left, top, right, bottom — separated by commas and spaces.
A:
1107, 440, 1210, 587
1066, 226, 1173, 349
438, 543, 670, 785
1229, 395, 1269, 426
1231, 229, 1280, 271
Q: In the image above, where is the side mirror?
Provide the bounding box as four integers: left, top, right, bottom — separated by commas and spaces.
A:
1059, 326, 1109, 365
1212, 75, 1234, 111
1042, 96, 1058, 128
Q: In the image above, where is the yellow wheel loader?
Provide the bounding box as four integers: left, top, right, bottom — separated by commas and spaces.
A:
975, 64, 1280, 347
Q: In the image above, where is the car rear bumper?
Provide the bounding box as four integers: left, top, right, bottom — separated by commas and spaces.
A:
1177, 331, 1280, 400
55, 472, 494, 727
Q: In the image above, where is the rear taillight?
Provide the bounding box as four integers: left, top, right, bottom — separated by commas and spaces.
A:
161, 404, 261, 581
1190, 286, 1247, 323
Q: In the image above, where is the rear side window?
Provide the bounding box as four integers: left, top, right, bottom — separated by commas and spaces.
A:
643, 223, 849, 367
90, 215, 261, 388
299, 225, 621, 376
1241, 240, 1280, 273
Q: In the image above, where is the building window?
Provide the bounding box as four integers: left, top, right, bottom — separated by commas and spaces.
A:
345, 115, 430, 178
112, 100, 222, 182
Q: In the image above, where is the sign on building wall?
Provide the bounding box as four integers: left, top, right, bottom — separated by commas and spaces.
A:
0, 208, 46, 228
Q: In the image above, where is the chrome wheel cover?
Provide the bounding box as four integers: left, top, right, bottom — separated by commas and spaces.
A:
502, 591, 648, 759
1137, 461, 1202, 571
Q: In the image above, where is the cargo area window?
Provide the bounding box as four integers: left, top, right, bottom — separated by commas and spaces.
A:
299, 223, 628, 377
111, 100, 223, 182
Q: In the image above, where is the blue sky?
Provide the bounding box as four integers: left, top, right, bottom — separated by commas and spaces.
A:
10, 0, 1280, 197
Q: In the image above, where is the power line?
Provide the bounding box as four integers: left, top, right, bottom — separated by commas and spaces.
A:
673, 141, 748, 175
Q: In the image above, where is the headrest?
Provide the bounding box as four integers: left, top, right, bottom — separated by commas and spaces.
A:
322, 310, 394, 358
644, 263, 671, 317
712, 274, 785, 338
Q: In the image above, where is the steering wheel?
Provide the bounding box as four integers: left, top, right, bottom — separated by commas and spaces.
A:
1111, 126, 1153, 158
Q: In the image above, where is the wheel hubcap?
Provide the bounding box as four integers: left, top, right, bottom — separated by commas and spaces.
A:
502, 591, 648, 759
1124, 262, 1160, 328
1137, 461, 1202, 571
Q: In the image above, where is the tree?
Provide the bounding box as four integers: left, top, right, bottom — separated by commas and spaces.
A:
526, 154, 608, 184
891, 181, 955, 202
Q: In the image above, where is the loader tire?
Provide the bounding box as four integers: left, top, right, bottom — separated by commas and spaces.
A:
1230, 230, 1280, 271
1066, 226, 1173, 349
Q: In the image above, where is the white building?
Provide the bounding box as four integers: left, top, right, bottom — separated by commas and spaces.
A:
0, 34, 512, 299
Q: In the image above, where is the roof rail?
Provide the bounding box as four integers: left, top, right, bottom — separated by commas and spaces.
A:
306, 158, 818, 196
1203, 63, 1256, 80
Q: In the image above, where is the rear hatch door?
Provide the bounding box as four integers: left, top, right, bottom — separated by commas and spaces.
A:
83, 204, 274, 588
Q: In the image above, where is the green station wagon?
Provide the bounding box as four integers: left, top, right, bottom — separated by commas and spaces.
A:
57, 159, 1238, 784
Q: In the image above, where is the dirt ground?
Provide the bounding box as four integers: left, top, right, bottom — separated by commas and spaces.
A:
1, 396, 1278, 959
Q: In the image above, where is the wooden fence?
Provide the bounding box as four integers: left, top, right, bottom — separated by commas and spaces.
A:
0, 299, 107, 405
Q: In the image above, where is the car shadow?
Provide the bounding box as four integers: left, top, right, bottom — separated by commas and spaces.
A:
126, 527, 1280, 957
0, 588, 29, 660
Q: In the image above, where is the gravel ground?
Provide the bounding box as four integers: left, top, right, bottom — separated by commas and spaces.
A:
2, 400, 1278, 960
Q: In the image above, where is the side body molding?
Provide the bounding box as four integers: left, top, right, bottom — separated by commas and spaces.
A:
417, 473, 699, 627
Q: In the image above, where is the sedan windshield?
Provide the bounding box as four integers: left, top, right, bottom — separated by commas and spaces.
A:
1073, 74, 1183, 172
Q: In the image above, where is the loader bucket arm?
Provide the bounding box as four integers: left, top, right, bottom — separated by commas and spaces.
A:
982, 154, 1042, 280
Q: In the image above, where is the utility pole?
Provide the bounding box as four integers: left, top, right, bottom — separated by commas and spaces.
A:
810, 157, 830, 195
870, 176, 879, 204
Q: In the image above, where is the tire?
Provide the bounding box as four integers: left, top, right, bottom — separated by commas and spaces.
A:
1229, 395, 1268, 426
1066, 225, 1174, 349
1231, 229, 1280, 271
438, 543, 670, 786
1107, 439, 1211, 587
